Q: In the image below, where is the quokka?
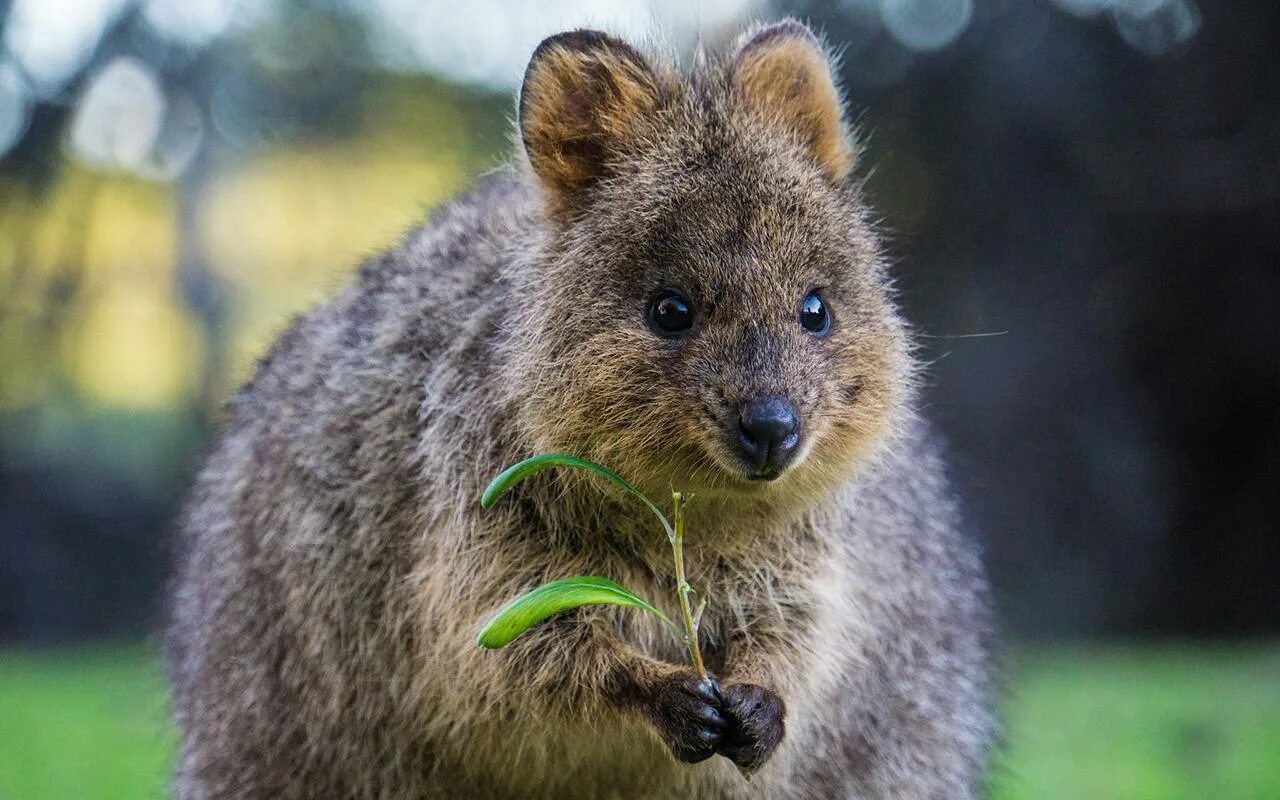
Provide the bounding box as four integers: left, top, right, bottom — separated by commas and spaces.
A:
168, 20, 996, 800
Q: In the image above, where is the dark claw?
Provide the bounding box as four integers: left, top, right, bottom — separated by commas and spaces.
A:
693, 703, 728, 729
690, 677, 722, 705
702, 710, 729, 730
645, 671, 730, 764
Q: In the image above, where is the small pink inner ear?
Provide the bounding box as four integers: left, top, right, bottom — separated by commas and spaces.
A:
733, 26, 855, 183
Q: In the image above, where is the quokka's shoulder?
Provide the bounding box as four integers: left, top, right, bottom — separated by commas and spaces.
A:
352, 170, 535, 289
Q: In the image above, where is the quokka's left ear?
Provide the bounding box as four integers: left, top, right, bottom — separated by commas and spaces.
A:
519, 30, 665, 216
731, 20, 855, 183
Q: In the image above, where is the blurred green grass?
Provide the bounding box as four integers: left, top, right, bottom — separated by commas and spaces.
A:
0, 644, 1277, 799
992, 644, 1280, 800
0, 645, 172, 800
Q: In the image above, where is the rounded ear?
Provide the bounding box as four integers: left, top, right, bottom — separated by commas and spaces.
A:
731, 20, 855, 183
519, 30, 664, 215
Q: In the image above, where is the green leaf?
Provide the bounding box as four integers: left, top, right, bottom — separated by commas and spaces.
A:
480, 454, 671, 535
476, 576, 672, 649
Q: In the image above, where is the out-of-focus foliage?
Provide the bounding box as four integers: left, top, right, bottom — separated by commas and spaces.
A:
3, 169, 188, 410
1, 0, 1277, 643
0, 0, 519, 641
1, 78, 505, 411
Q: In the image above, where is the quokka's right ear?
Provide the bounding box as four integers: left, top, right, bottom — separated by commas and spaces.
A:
519, 30, 664, 215
731, 20, 855, 184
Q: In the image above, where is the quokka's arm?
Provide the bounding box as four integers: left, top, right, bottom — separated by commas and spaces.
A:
493, 613, 733, 764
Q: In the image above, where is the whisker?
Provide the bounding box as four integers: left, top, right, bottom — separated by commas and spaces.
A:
917, 330, 1008, 339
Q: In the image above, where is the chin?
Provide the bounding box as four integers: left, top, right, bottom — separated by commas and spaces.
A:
704, 455, 803, 494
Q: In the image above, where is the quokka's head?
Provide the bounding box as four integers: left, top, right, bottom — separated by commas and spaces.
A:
513, 21, 913, 504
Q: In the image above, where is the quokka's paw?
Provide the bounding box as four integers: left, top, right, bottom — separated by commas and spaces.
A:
644, 671, 729, 763
716, 682, 786, 772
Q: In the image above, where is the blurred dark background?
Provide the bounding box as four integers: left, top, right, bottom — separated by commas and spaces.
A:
1, 0, 1276, 644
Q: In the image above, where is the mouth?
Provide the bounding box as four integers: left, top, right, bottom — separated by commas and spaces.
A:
690, 406, 806, 489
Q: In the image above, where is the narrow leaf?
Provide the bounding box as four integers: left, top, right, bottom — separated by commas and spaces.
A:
480, 454, 671, 535
476, 576, 672, 649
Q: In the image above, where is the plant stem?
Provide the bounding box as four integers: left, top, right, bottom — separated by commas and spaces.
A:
670, 491, 707, 680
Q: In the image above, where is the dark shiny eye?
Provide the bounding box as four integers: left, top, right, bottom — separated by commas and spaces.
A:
648, 291, 694, 336
799, 291, 830, 336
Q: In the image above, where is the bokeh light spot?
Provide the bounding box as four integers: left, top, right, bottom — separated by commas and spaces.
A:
1113, 0, 1202, 57
142, 0, 235, 48
880, 0, 973, 52
2, 0, 129, 93
69, 57, 166, 173
0, 62, 31, 159
1049, 0, 1113, 17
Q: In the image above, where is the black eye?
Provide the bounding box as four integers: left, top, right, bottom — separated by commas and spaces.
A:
800, 291, 830, 336
648, 291, 694, 336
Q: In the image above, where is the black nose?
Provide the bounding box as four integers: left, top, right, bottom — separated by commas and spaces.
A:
737, 397, 800, 478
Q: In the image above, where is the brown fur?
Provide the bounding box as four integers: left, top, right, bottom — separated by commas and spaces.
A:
732, 21, 855, 183
520, 30, 669, 218
167, 20, 996, 800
